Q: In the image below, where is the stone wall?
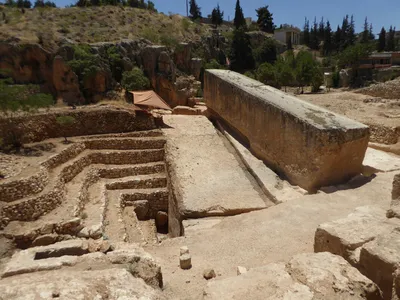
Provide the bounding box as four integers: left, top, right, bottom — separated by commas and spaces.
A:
204, 70, 370, 192
0, 106, 156, 144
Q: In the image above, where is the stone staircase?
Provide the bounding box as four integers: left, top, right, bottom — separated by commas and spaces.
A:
0, 130, 169, 248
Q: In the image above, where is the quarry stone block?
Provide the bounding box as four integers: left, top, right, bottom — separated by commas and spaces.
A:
388, 173, 400, 219
359, 229, 400, 300
204, 70, 370, 191
314, 206, 399, 265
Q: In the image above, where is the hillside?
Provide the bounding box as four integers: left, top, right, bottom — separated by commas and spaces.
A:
0, 6, 210, 50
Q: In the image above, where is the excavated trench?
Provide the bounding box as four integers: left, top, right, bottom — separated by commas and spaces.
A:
0, 130, 181, 251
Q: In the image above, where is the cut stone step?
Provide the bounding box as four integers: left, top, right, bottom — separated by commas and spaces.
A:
120, 188, 169, 218
105, 174, 167, 190
96, 162, 166, 179
122, 207, 144, 244
81, 129, 163, 139
84, 137, 166, 151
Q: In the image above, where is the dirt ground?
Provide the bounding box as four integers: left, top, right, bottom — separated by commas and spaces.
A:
297, 89, 400, 144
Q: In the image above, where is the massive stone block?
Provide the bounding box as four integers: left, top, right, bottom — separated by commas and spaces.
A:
204, 70, 370, 191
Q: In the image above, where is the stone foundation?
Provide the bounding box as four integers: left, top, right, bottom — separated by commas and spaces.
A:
204, 70, 370, 191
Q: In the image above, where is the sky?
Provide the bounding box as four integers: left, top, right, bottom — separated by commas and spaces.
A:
55, 0, 400, 34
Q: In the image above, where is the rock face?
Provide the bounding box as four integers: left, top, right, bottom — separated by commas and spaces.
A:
1, 40, 200, 107
204, 253, 382, 300
204, 70, 370, 192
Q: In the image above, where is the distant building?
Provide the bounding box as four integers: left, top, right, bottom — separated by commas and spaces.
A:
273, 25, 301, 46
359, 52, 400, 69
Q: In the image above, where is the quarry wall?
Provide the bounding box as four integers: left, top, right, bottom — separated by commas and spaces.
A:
204, 70, 370, 192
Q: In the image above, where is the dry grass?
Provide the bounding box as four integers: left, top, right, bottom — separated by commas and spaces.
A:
0, 6, 209, 50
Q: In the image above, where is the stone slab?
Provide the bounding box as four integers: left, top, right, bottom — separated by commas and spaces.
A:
163, 115, 272, 218
363, 148, 400, 173
204, 70, 370, 192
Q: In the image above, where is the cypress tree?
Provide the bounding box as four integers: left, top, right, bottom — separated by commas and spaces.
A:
189, 0, 202, 20
378, 27, 386, 52
233, 0, 246, 30
211, 4, 224, 28
323, 20, 332, 55
361, 17, 370, 43
303, 18, 310, 46
256, 5, 274, 33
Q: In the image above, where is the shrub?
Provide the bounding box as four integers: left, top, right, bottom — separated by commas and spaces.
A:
256, 62, 278, 88
253, 38, 277, 66
181, 18, 191, 31
56, 115, 76, 143
0, 81, 53, 151
204, 59, 223, 70
121, 67, 150, 91
106, 46, 123, 82
160, 34, 179, 49
142, 27, 159, 43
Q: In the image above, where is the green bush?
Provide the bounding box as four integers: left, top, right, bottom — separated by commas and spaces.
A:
121, 67, 150, 91
204, 59, 224, 70
256, 63, 278, 88
160, 34, 179, 49
142, 27, 159, 43
56, 115, 76, 143
106, 46, 123, 82
181, 18, 191, 31
253, 38, 277, 66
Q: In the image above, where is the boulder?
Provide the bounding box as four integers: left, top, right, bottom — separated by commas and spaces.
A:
180, 246, 189, 255
203, 269, 216, 280
236, 266, 247, 275
172, 106, 198, 115
88, 239, 112, 253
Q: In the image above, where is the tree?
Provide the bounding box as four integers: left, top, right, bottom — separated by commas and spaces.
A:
309, 17, 319, 50
147, 1, 156, 12
340, 15, 349, 51
56, 116, 76, 144
275, 57, 294, 92
378, 27, 386, 52
253, 38, 277, 66
386, 26, 396, 51
333, 25, 341, 53
323, 20, 332, 55
233, 0, 246, 30
16, 0, 23, 7
256, 63, 278, 87
4, 0, 16, 7
303, 18, 310, 46
229, 28, 254, 72
361, 17, 370, 43
189, 0, 201, 20
318, 17, 324, 41
34, 0, 44, 7
256, 6, 274, 33
369, 23, 375, 41
121, 67, 150, 91
23, 0, 31, 7
211, 4, 223, 28
347, 15, 356, 46
338, 43, 373, 85
295, 50, 317, 93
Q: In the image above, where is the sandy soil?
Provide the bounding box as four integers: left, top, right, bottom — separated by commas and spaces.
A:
298, 90, 400, 144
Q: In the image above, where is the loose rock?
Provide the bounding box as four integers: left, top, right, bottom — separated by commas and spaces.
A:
203, 269, 216, 280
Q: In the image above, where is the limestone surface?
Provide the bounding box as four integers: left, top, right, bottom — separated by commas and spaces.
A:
0, 268, 165, 300
163, 115, 273, 220
204, 252, 382, 300
388, 173, 400, 218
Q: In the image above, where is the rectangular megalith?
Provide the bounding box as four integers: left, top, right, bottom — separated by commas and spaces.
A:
204, 70, 370, 192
